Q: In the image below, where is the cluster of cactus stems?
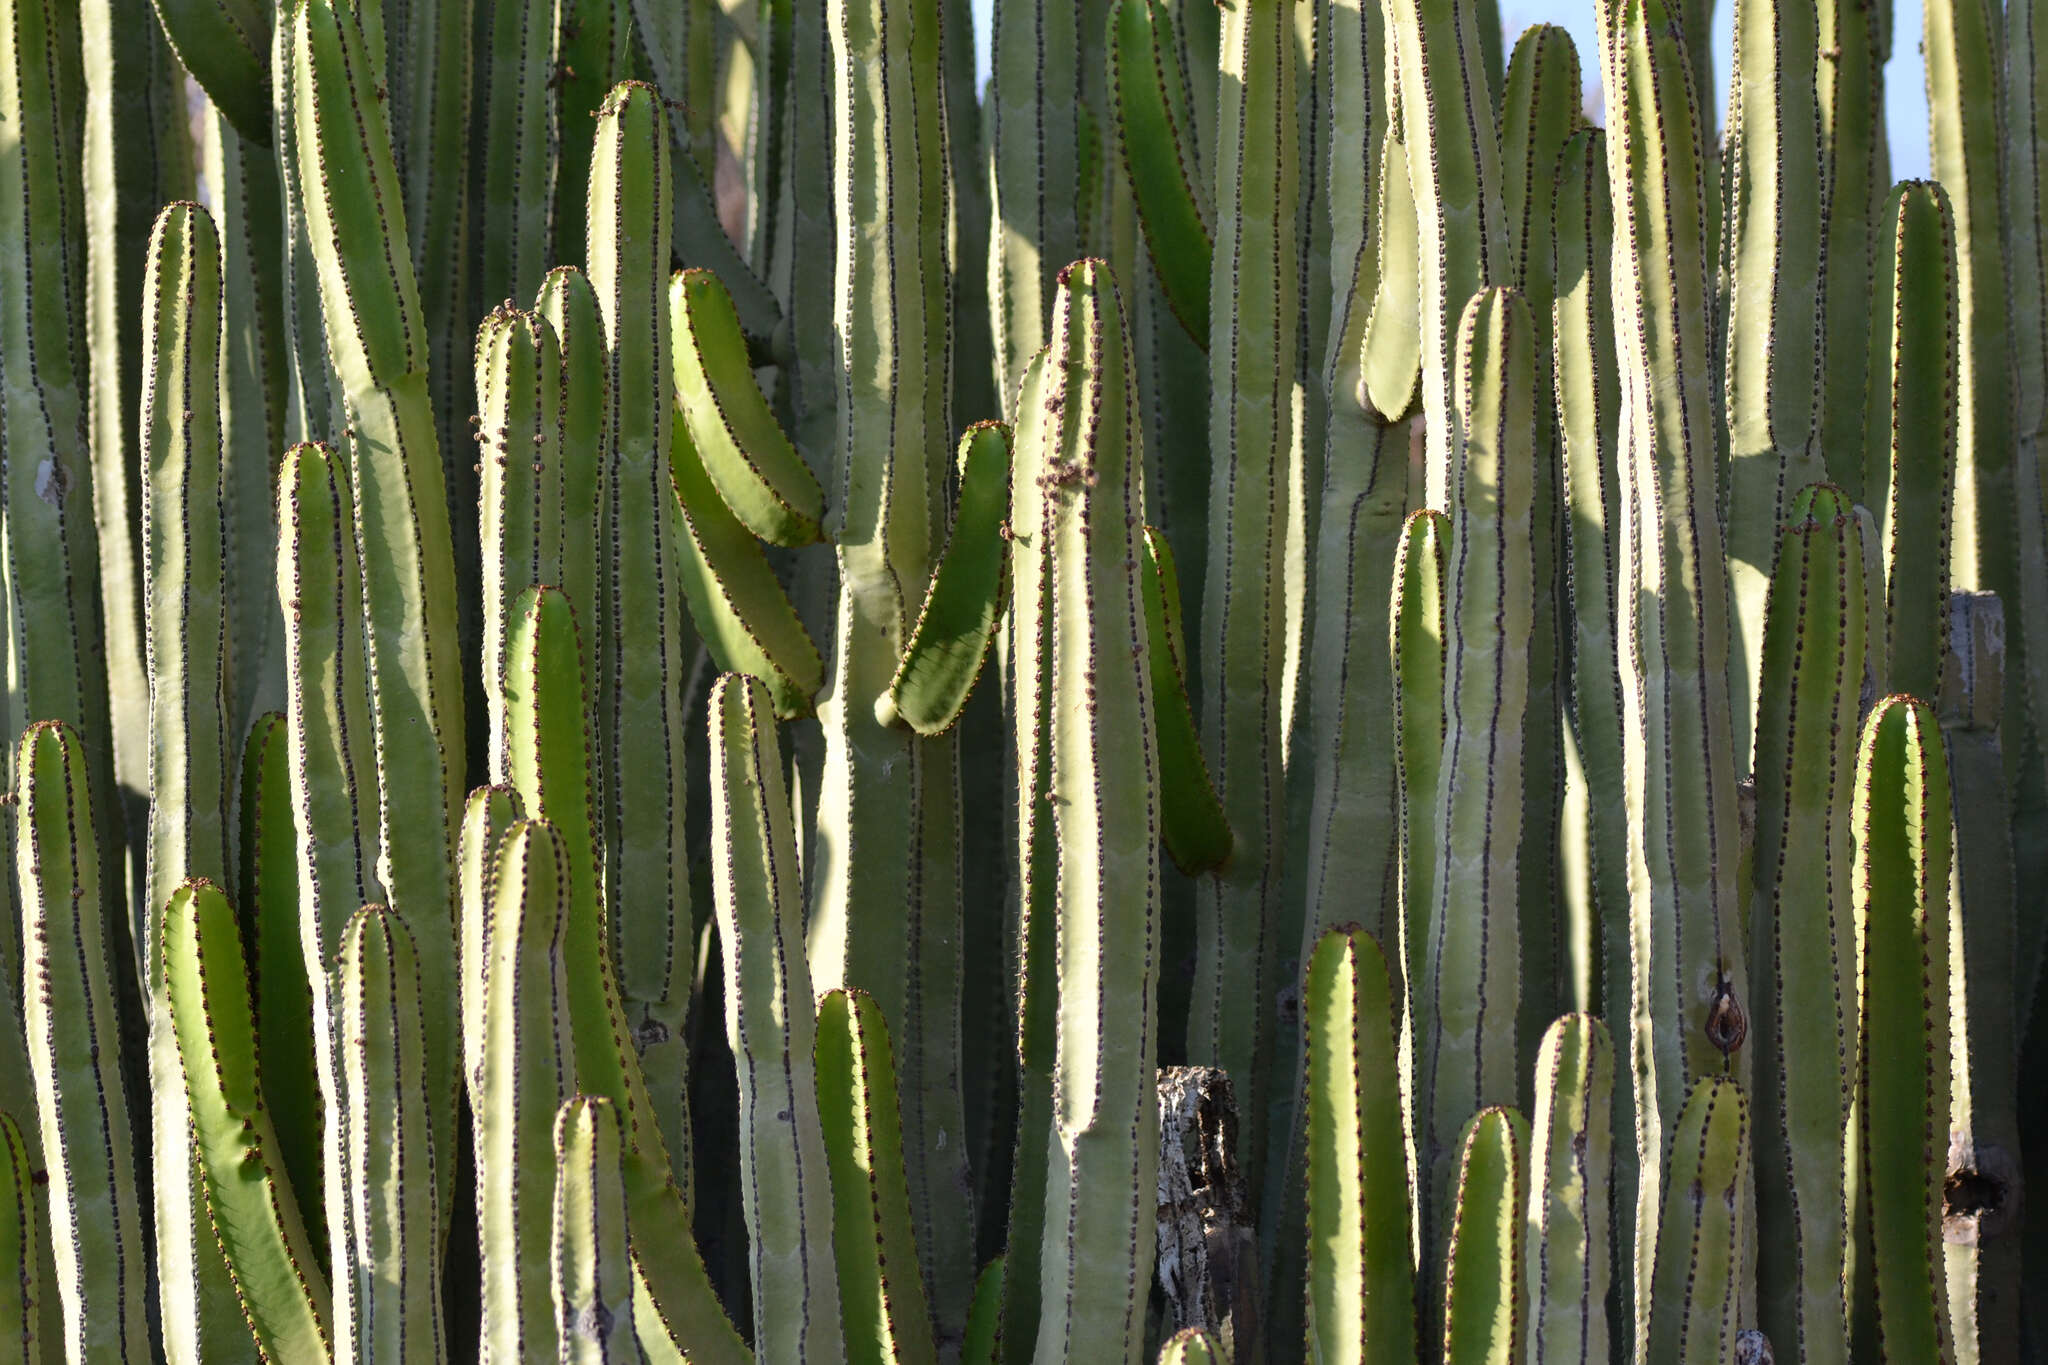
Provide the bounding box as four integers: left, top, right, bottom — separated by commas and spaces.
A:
2, 0, 2046, 1359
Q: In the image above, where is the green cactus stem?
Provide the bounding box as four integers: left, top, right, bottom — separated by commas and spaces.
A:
709, 671, 844, 1365
1525, 1014, 1613, 1364
477, 819, 577, 1364
552, 1096, 639, 1365
1302, 925, 1416, 1365
17, 721, 150, 1362
1646, 1077, 1752, 1362
161, 878, 333, 1362
1855, 695, 1956, 1363
0, 1112, 37, 1363
336, 905, 443, 1362
814, 989, 938, 1365
1439, 1106, 1527, 1365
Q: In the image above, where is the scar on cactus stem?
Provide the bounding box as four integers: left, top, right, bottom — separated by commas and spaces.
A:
1705, 981, 1747, 1058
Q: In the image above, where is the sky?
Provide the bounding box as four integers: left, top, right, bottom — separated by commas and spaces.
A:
967, 0, 1936, 182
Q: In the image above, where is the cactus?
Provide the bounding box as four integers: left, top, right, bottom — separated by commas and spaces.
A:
0, 0, 2042, 1361
552, 1096, 638, 1365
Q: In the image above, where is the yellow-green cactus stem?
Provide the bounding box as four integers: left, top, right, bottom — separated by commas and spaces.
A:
199, 102, 289, 738
669, 267, 825, 548
552, 1096, 638, 1365
708, 672, 845, 1365
532, 265, 609, 682
1855, 695, 1956, 1363
499, 584, 749, 1363
237, 714, 322, 1255
137, 196, 250, 1364
0, 1112, 37, 1363
458, 782, 525, 1109
1721, 0, 1825, 762
1552, 122, 1625, 1033
1390, 509, 1448, 1069
1749, 485, 1866, 1365
1027, 258, 1161, 1365
666, 399, 825, 721
1439, 1106, 1528, 1365
1140, 527, 1231, 874
1937, 591, 2020, 1361
1604, 2, 1749, 1335
1416, 287, 1536, 1224
987, 0, 1083, 400
1646, 1076, 1752, 1362
475, 304, 567, 779
289, 0, 464, 1193
278, 439, 382, 1346
17, 721, 150, 1362
161, 878, 333, 1362
586, 81, 698, 1183
1158, 1329, 1228, 1365
477, 0, 556, 309
1, 0, 120, 985
1496, 24, 1577, 1055
1384, 0, 1508, 507
1191, 0, 1299, 1195
814, 0, 973, 1335
1814, 0, 1884, 499
814, 989, 938, 1365
1303, 925, 1416, 1365
477, 819, 577, 1364
1108, 0, 1211, 343
148, 0, 270, 144
336, 905, 444, 1362
1524, 1014, 1613, 1365
1867, 182, 1959, 702
880, 423, 1013, 738
1925, 0, 2021, 703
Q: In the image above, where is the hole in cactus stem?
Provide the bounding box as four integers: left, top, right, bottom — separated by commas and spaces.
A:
1942, 1135, 2018, 1244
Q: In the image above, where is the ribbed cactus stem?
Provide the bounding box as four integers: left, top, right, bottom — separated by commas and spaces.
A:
139, 198, 243, 1365
17, 721, 150, 1361
161, 878, 333, 1361
336, 905, 444, 1363
477, 819, 576, 1364
459, 782, 526, 1109
1603, 2, 1748, 1337
238, 714, 323, 1253
552, 1096, 637, 1365
475, 305, 566, 780
1303, 926, 1417, 1365
1439, 1106, 1527, 1365
0, 1112, 37, 1361
289, 0, 464, 1196
708, 672, 844, 1365
499, 585, 748, 1363
987, 0, 1083, 399
1498, 24, 1577, 1048
1925, 0, 2020, 668
1, 0, 119, 976
1026, 258, 1160, 1365
814, 988, 939, 1365
815, 0, 972, 1334
586, 81, 696, 1185
1525, 1014, 1613, 1364
1647, 1077, 1752, 1362
477, 0, 556, 309
1814, 0, 1883, 499
1722, 0, 1825, 762
1855, 695, 1956, 1362
1749, 484, 1866, 1365
1416, 287, 1535, 1221
1383, 0, 1508, 506
1192, 0, 1299, 1193
1869, 182, 1960, 701
199, 104, 289, 737
530, 266, 608, 676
